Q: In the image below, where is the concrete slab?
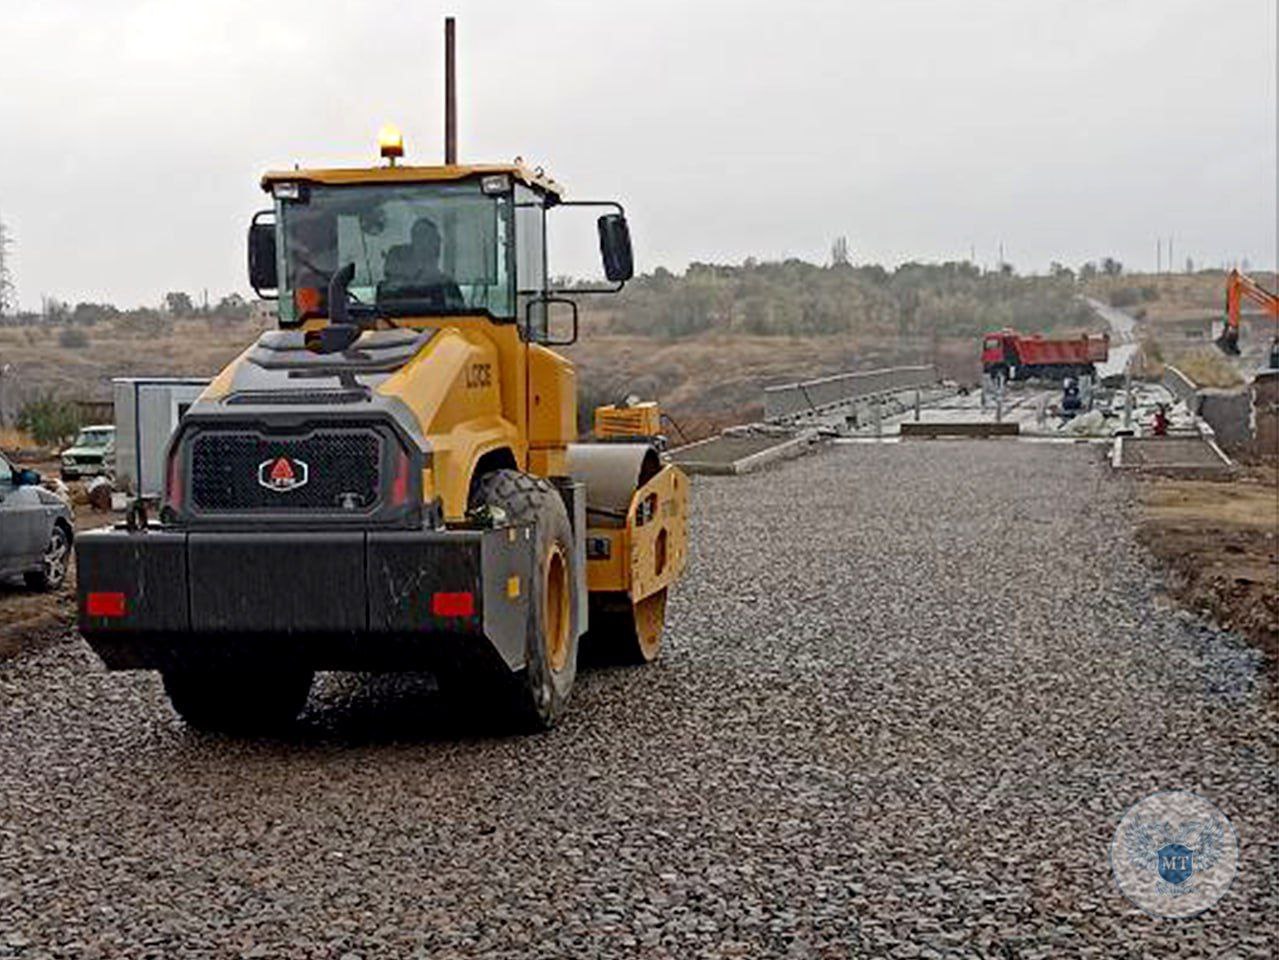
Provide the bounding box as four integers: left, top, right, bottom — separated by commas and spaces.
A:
668, 430, 823, 475
1111, 435, 1235, 479
900, 421, 1020, 438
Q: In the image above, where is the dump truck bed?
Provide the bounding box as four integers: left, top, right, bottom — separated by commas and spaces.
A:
1012, 334, 1109, 365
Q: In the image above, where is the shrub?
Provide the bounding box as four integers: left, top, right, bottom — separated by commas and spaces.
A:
17, 392, 82, 447
1108, 287, 1141, 308
58, 325, 90, 349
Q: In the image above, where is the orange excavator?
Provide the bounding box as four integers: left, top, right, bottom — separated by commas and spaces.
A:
1215, 269, 1279, 368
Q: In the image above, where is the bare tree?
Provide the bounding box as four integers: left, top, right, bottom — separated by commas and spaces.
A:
0, 217, 15, 317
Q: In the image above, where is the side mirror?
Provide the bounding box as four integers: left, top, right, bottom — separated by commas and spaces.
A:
248, 215, 278, 295
526, 296, 579, 347
597, 214, 633, 283
14, 468, 40, 487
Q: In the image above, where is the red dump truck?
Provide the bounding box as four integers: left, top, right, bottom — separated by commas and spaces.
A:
981, 329, 1109, 382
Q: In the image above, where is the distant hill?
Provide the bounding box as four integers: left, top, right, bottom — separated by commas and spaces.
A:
0, 263, 1253, 442
601, 259, 1095, 339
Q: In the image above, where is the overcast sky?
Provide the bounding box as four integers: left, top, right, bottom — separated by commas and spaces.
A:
0, 0, 1275, 309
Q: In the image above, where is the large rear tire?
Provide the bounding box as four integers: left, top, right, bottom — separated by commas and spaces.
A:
469, 469, 579, 730
161, 663, 314, 734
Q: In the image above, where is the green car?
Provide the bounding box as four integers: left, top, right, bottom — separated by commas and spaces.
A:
60, 425, 115, 481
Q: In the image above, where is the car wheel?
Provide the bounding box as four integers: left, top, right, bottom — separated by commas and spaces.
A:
25, 523, 71, 591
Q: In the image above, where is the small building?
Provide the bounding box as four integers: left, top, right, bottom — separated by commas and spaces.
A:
112, 378, 209, 497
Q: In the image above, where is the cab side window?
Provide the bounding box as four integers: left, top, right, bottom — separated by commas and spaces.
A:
514, 183, 546, 338
0, 454, 11, 486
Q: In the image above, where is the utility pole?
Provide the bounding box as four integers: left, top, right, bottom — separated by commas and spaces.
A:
0, 217, 14, 318
1157, 238, 1161, 274
444, 17, 457, 165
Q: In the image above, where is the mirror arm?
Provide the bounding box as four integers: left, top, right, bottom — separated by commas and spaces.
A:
546, 200, 632, 291
546, 281, 624, 296
554, 200, 625, 215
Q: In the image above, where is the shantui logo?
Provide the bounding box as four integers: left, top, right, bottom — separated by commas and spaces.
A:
258, 456, 309, 492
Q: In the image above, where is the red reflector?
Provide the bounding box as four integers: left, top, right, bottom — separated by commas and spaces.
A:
86, 592, 127, 618
390, 448, 410, 506
165, 449, 183, 512
431, 591, 475, 618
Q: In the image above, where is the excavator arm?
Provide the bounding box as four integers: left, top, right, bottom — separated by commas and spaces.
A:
1217, 268, 1279, 357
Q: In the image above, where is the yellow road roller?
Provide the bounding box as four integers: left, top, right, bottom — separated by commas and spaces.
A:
76, 129, 688, 732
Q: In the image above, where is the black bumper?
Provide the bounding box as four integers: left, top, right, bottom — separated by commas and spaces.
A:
76, 524, 534, 673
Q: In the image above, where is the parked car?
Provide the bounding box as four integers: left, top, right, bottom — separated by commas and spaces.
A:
0, 453, 74, 590
60, 425, 115, 481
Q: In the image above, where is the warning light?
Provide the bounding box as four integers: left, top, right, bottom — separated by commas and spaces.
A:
378, 124, 404, 164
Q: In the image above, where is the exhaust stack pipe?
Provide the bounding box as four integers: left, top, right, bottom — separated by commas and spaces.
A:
445, 17, 457, 165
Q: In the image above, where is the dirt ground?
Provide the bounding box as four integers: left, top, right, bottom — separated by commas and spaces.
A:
1136, 463, 1278, 662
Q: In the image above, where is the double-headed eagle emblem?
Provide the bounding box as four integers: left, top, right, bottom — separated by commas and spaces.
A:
1123, 813, 1226, 887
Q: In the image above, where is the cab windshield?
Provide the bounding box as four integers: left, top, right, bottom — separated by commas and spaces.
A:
276, 181, 514, 323
74, 429, 113, 448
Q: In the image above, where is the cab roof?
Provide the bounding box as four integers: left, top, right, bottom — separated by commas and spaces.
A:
259, 162, 564, 199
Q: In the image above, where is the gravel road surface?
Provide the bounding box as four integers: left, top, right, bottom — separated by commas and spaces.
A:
2, 443, 1275, 958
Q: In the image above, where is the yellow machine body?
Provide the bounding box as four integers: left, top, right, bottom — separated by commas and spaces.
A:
246, 159, 688, 661
593, 401, 662, 441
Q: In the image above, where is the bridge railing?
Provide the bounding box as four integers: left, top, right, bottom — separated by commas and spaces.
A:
763, 365, 939, 421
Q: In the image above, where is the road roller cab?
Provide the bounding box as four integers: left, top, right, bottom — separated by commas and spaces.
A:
75, 133, 688, 732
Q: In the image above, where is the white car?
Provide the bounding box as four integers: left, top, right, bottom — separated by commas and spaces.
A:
0, 453, 74, 590
60, 425, 115, 481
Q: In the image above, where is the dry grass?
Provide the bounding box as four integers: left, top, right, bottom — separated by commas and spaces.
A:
0, 315, 273, 404
3, 311, 981, 435
0, 426, 34, 450
1167, 346, 1246, 389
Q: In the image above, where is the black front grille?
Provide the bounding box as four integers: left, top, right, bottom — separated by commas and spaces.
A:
190, 428, 383, 513
226, 389, 370, 406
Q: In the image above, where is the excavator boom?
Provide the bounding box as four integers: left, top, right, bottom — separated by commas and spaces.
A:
1216, 268, 1279, 358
